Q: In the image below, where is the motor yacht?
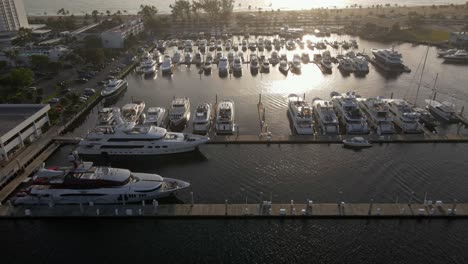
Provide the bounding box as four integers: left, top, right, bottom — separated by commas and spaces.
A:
291, 56, 301, 73
77, 116, 209, 156
437, 48, 457, 57
218, 56, 229, 77
279, 60, 289, 74
371, 48, 410, 73
100, 79, 127, 97
215, 100, 235, 134
338, 58, 354, 73
301, 52, 310, 63
286, 39, 296, 50
203, 61, 212, 75
216, 39, 223, 51
250, 55, 259, 74
358, 97, 395, 135
331, 92, 369, 134
193, 52, 202, 65
232, 56, 243, 76
144, 107, 166, 127
227, 51, 234, 63
241, 39, 248, 51
261, 61, 270, 73
413, 107, 439, 132
141, 57, 157, 76
192, 103, 212, 134
352, 56, 369, 74
288, 94, 315, 135
425, 99, 460, 122
313, 53, 322, 62
172, 51, 181, 64
169, 97, 191, 127
12, 153, 191, 205
443, 50, 468, 64
184, 52, 192, 64
312, 99, 339, 135
248, 41, 257, 51
270, 51, 280, 65
97, 107, 119, 125
383, 99, 424, 133
198, 39, 207, 52
320, 51, 333, 72
160, 57, 173, 75
121, 101, 145, 124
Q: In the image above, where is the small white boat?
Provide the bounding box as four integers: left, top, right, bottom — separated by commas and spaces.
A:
279, 60, 289, 74
250, 55, 259, 73
172, 52, 181, 64
343, 137, 372, 148
100, 79, 127, 97
203, 61, 212, 74
261, 61, 270, 73
192, 103, 212, 134
232, 56, 243, 76
184, 52, 192, 64
144, 107, 166, 127
218, 56, 229, 77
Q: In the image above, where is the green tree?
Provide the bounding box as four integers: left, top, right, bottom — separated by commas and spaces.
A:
8, 68, 34, 88
31, 55, 50, 70
170, 0, 192, 20
11, 27, 32, 46
138, 5, 159, 34
4, 49, 19, 66
47, 61, 63, 72
92, 10, 99, 22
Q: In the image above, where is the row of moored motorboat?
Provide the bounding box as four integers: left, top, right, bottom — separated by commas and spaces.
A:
288, 92, 460, 135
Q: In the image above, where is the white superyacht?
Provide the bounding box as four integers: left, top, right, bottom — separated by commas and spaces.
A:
13, 152, 190, 205
77, 110, 209, 156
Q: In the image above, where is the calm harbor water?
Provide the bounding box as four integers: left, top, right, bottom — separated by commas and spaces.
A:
24, 0, 467, 15
1, 219, 468, 263
6, 35, 468, 260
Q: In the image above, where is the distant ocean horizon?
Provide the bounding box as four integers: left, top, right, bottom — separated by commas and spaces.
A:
24, 0, 466, 16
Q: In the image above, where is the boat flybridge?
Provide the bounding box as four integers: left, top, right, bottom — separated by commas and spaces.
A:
215, 100, 235, 134
121, 101, 145, 124
97, 107, 119, 125
312, 99, 339, 135
12, 152, 190, 205
358, 97, 395, 135
77, 109, 209, 156
288, 94, 315, 135
371, 48, 410, 73
100, 79, 127, 97
331, 92, 369, 134
383, 99, 424, 133
425, 99, 460, 122
192, 103, 212, 134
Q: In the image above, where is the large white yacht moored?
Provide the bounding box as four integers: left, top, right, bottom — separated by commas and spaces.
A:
383, 99, 424, 133
12, 153, 190, 205
140, 57, 157, 76
312, 99, 339, 135
371, 48, 410, 73
288, 94, 315, 135
331, 92, 369, 134
215, 100, 235, 134
192, 103, 212, 134
100, 79, 127, 97
169, 97, 191, 127
77, 111, 209, 156
425, 99, 460, 122
144, 107, 166, 127
97, 107, 119, 125
358, 97, 395, 135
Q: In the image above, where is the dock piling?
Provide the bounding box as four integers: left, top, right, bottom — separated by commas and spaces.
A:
368, 198, 374, 215
190, 192, 194, 206
225, 199, 228, 216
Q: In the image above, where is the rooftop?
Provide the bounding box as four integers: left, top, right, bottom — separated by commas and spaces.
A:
0, 104, 49, 137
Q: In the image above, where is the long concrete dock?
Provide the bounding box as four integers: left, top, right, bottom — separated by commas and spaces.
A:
1, 203, 466, 219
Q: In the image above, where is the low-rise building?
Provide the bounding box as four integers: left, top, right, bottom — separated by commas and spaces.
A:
0, 104, 51, 162
0, 45, 69, 65
101, 19, 144, 49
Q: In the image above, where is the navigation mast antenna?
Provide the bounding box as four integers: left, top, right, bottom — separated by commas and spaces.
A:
414, 46, 430, 106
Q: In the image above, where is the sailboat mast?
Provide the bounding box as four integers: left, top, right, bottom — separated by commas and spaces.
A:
414, 46, 430, 106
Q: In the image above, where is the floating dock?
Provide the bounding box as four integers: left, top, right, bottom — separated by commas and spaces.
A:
1, 202, 466, 219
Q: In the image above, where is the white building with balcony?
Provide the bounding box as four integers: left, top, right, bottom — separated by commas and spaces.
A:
101, 20, 144, 49
0, 104, 51, 162
0, 0, 29, 32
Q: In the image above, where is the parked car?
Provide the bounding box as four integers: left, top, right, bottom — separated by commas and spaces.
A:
75, 78, 88, 84
84, 88, 96, 96
48, 98, 60, 104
